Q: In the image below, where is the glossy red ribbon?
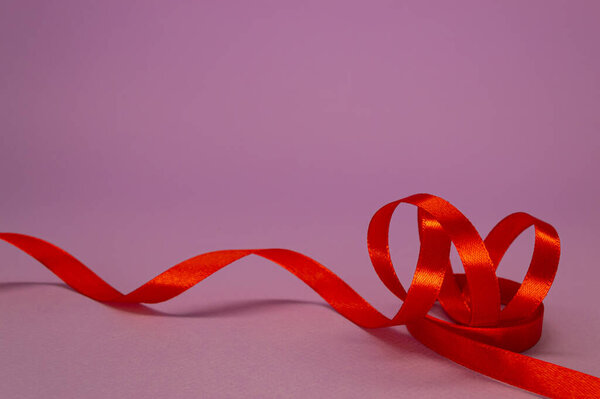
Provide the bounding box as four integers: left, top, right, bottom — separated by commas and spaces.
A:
1, 193, 598, 398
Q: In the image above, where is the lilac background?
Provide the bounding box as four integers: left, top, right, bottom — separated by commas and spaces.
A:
1, 1, 599, 397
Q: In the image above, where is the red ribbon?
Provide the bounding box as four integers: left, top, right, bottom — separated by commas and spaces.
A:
1, 193, 598, 398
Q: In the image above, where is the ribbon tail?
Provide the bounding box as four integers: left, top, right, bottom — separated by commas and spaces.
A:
407, 318, 600, 399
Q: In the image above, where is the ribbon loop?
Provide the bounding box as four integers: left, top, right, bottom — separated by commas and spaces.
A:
368, 194, 501, 326
483, 212, 560, 322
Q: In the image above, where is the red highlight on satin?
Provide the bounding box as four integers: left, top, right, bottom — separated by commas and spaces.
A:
1, 193, 598, 398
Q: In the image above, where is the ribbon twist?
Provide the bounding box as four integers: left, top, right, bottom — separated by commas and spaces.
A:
1, 193, 599, 398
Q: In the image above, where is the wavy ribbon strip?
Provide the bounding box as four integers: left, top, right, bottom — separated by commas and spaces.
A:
1, 193, 598, 398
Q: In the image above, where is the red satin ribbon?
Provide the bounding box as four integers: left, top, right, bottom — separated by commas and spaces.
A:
1, 193, 598, 398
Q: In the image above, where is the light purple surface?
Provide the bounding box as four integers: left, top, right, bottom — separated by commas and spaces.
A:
1, 1, 599, 398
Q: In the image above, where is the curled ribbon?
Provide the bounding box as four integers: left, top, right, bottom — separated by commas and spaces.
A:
1, 193, 598, 398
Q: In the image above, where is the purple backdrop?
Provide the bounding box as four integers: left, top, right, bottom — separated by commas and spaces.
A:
1, 1, 598, 398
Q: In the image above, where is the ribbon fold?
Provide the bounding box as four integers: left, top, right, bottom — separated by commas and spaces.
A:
1, 193, 598, 398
